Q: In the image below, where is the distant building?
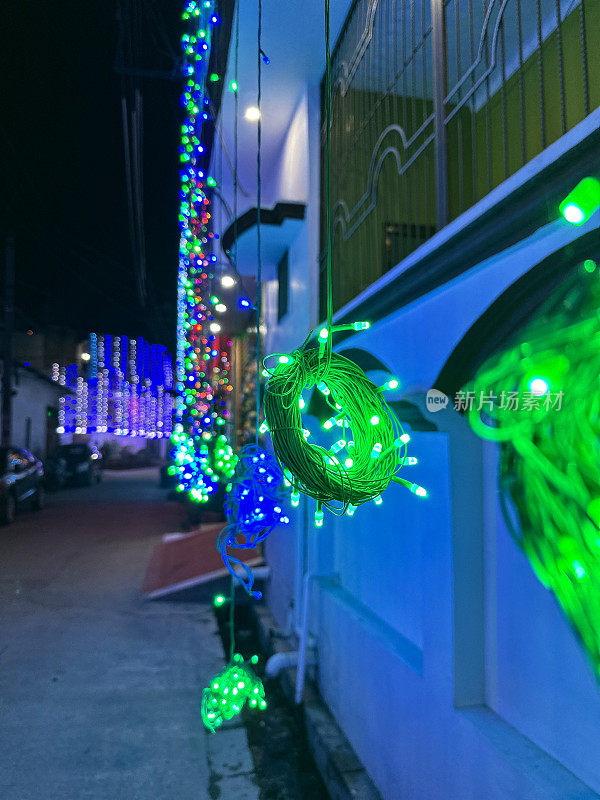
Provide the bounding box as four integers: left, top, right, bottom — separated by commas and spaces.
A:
52, 333, 175, 458
0, 360, 70, 457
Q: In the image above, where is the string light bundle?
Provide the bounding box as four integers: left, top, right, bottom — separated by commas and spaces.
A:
201, 653, 267, 733
217, 445, 290, 597
169, 431, 237, 501
466, 263, 600, 679
173, 0, 236, 499
263, 334, 426, 526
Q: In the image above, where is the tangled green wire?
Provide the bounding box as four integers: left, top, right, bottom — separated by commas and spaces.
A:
201, 653, 266, 733
466, 263, 600, 680
263, 343, 423, 520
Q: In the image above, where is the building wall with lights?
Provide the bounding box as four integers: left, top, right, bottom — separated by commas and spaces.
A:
212, 46, 600, 800
52, 333, 175, 443
1, 361, 68, 457
208, 0, 600, 795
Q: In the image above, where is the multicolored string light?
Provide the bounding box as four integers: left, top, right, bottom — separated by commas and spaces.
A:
173, 0, 236, 500
466, 263, 600, 680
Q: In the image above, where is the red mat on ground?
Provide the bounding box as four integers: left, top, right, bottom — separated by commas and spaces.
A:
141, 524, 262, 599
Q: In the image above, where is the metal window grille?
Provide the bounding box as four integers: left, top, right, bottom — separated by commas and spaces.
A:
320, 0, 599, 318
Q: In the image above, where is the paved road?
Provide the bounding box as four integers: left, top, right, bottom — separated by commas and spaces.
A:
0, 469, 258, 800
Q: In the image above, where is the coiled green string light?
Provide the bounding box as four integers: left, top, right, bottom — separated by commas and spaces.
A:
260, 0, 425, 523
263, 337, 426, 522
466, 263, 600, 680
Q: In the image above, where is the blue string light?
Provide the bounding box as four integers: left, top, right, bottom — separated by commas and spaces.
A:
217, 445, 290, 598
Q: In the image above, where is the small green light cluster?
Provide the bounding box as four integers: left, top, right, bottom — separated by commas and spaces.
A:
201, 654, 266, 733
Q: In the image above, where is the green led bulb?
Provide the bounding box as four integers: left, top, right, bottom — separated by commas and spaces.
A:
370, 442, 382, 459
559, 177, 600, 225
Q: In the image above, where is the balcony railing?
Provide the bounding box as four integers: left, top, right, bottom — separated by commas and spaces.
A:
320, 0, 599, 317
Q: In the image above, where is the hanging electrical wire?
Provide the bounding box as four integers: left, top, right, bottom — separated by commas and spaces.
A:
261, 0, 425, 525
202, 0, 269, 733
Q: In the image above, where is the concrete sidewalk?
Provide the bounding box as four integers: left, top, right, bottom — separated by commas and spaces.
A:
0, 469, 259, 799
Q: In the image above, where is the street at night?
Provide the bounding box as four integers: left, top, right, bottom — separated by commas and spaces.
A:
0, 470, 259, 799
3, 0, 600, 796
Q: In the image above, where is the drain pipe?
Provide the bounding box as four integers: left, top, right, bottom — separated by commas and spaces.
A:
266, 650, 299, 677
294, 571, 339, 704
263, 575, 315, 692
264, 571, 332, 690
294, 570, 313, 704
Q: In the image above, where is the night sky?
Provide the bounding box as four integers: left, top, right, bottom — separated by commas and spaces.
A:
1, 1, 183, 353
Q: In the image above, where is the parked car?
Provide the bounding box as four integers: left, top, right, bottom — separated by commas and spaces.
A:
0, 446, 44, 524
44, 444, 102, 489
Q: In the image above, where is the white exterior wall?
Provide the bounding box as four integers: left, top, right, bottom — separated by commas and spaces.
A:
0, 366, 64, 458
262, 95, 600, 798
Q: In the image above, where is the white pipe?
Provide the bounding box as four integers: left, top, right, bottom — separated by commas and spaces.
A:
294, 571, 338, 704
265, 651, 300, 677
294, 571, 312, 704
265, 649, 317, 678
233, 564, 271, 580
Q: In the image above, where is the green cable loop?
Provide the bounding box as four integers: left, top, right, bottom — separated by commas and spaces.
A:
263, 346, 411, 511
466, 265, 600, 680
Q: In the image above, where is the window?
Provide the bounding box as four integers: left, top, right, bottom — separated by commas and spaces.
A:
320, 0, 599, 318
277, 249, 289, 321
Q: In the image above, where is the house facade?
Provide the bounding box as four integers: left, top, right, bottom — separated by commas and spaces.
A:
0, 362, 67, 458
211, 1, 600, 797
